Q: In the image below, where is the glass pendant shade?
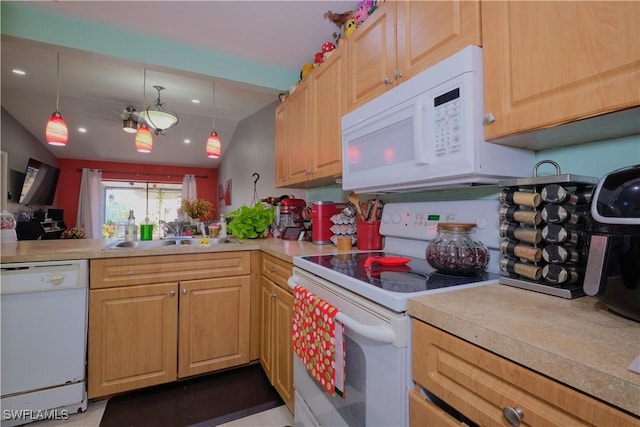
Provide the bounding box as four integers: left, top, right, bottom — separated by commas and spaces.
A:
135, 123, 153, 153
46, 111, 68, 146
206, 131, 221, 158
139, 86, 178, 135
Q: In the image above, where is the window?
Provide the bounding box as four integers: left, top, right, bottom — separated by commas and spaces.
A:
103, 181, 182, 237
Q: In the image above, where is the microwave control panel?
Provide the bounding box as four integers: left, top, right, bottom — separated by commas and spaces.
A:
433, 87, 462, 159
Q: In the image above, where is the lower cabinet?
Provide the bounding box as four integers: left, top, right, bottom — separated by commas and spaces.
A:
88, 252, 251, 399
260, 253, 294, 412
410, 319, 640, 426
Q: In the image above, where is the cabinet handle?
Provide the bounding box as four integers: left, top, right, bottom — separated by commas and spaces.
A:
169, 290, 176, 297
502, 406, 524, 426
394, 70, 403, 80
383, 76, 393, 85
182, 288, 187, 296
483, 113, 496, 125
271, 292, 276, 298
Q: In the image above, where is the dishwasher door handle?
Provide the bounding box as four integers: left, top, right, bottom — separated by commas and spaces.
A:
288, 275, 396, 344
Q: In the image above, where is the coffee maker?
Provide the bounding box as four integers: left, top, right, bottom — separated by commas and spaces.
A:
584, 164, 640, 321
277, 198, 308, 240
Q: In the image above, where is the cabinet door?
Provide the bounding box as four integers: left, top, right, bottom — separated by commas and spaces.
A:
88, 283, 178, 398
309, 47, 346, 182
396, 0, 480, 82
286, 80, 313, 185
482, 1, 640, 142
178, 276, 251, 378
275, 103, 290, 187
346, 1, 396, 111
272, 282, 294, 412
260, 276, 275, 381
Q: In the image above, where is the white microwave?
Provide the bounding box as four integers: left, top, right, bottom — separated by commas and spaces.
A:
341, 45, 534, 194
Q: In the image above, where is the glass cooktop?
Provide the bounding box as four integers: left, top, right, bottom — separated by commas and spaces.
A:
300, 251, 501, 294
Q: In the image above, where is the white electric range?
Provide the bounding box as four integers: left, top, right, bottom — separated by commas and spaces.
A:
289, 200, 502, 427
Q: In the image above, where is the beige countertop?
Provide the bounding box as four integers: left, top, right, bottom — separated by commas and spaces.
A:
0, 237, 346, 264
408, 284, 640, 417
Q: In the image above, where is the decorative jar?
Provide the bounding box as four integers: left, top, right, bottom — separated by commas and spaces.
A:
425, 223, 489, 275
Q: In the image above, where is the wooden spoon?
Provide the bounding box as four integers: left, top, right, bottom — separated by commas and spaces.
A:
348, 192, 364, 221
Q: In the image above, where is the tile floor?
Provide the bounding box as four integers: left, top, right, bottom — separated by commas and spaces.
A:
27, 400, 293, 427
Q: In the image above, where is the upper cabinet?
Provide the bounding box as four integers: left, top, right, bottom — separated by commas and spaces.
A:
346, 0, 481, 112
275, 47, 345, 188
482, 1, 640, 147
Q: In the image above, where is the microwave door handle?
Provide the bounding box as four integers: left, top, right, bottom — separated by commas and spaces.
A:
413, 99, 429, 165
288, 275, 396, 344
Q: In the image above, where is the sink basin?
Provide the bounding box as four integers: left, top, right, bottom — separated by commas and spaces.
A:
106, 236, 240, 249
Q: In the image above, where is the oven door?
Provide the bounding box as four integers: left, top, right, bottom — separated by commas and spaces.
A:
289, 268, 409, 427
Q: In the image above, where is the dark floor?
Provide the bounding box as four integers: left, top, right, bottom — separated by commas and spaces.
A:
99, 364, 283, 427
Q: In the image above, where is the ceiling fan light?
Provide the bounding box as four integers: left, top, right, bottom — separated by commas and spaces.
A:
122, 117, 137, 133
206, 131, 221, 158
135, 123, 153, 153
46, 111, 68, 146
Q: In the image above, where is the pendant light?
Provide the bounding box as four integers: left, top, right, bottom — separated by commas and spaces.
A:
206, 82, 221, 158
46, 52, 68, 146
135, 69, 153, 153
139, 85, 179, 135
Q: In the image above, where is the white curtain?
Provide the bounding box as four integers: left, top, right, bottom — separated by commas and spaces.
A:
182, 174, 197, 201
77, 168, 103, 238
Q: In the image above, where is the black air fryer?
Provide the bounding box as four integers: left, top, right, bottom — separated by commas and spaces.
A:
583, 164, 640, 321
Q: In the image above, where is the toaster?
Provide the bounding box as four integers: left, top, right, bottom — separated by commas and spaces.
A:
584, 164, 640, 321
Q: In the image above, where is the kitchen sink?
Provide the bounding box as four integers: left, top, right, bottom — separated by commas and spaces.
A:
106, 236, 240, 249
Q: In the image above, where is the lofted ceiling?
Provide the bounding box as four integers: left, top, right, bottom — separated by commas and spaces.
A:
0, 1, 357, 168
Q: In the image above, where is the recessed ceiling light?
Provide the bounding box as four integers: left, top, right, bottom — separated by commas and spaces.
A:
12, 69, 26, 76
78, 127, 87, 133
191, 99, 200, 104
184, 139, 191, 144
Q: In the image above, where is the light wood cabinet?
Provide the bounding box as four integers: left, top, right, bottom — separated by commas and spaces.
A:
346, 0, 481, 112
481, 1, 640, 147
275, 46, 345, 188
411, 319, 640, 427
88, 252, 251, 398
260, 253, 294, 412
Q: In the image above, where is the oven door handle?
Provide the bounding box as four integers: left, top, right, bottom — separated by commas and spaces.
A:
288, 275, 396, 344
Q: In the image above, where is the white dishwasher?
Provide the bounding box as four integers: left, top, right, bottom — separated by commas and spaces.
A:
1, 259, 88, 427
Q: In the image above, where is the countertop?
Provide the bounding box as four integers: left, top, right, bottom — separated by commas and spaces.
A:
408, 284, 640, 417
0, 237, 346, 264
4, 238, 638, 417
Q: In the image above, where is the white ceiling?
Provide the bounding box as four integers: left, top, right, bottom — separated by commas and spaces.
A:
1, 1, 357, 168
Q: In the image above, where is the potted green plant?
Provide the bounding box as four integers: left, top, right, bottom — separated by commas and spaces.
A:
226, 204, 275, 239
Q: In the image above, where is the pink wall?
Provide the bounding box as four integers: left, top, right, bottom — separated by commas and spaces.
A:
56, 159, 218, 228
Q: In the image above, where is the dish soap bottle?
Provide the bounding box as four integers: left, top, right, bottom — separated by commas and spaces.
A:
219, 214, 227, 238
125, 210, 137, 241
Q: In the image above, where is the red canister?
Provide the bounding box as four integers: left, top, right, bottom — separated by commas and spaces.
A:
311, 201, 341, 245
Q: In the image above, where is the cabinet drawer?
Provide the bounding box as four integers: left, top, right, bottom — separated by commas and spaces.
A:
261, 253, 292, 291
409, 389, 467, 427
91, 252, 251, 289
412, 320, 640, 426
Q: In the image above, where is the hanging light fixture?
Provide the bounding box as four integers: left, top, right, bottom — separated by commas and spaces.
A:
122, 107, 138, 133
139, 85, 179, 135
46, 52, 68, 146
206, 82, 221, 159
135, 70, 153, 153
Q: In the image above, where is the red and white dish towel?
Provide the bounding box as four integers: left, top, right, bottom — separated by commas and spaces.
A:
292, 284, 345, 397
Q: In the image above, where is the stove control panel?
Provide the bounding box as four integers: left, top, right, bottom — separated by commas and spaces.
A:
380, 200, 501, 249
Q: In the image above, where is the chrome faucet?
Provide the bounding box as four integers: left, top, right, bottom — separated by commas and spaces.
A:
159, 220, 185, 237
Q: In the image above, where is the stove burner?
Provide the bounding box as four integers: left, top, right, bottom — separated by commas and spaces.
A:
301, 252, 501, 294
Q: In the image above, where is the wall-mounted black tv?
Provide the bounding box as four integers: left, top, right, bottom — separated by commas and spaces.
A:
18, 158, 61, 206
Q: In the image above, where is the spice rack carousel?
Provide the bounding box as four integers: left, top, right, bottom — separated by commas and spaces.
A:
498, 160, 599, 298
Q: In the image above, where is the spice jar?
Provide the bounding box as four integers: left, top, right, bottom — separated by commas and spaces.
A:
425, 223, 489, 275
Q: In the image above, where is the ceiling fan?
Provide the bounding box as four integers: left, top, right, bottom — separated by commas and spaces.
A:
121, 106, 139, 133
